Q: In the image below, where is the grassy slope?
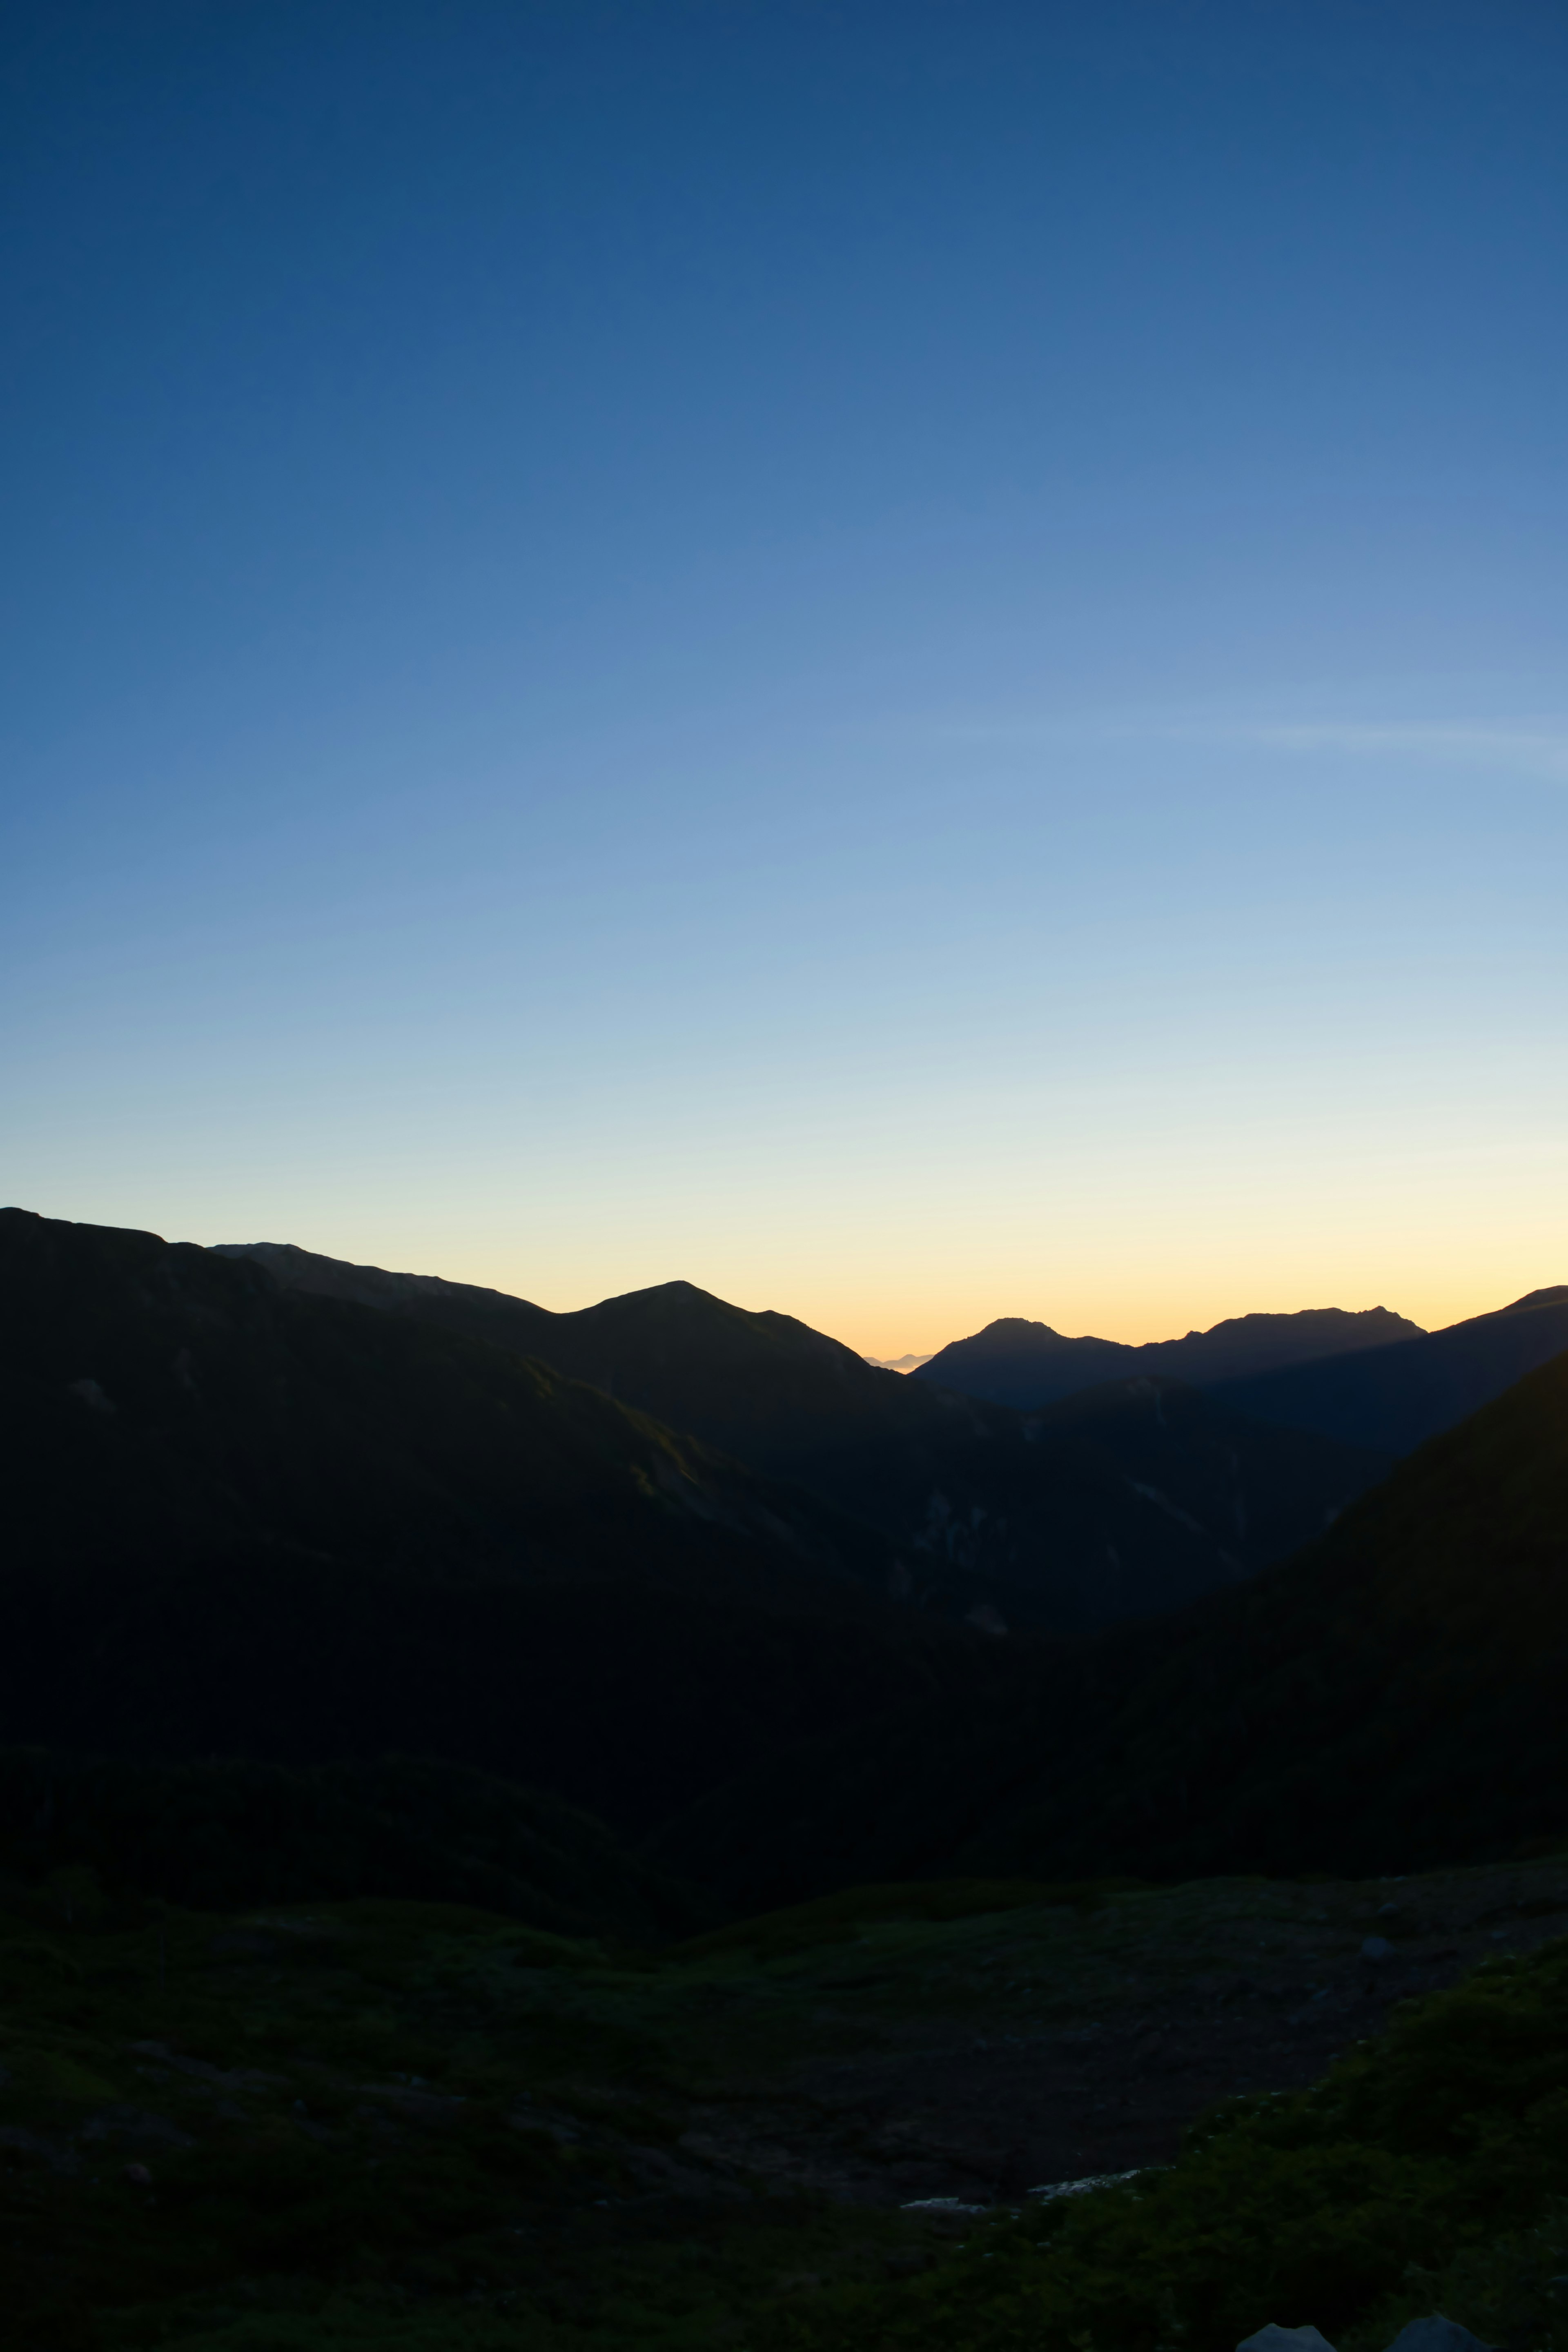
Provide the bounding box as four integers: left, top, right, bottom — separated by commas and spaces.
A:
4, 1857, 1568, 2352
652, 1345, 1568, 1906
763, 1937, 1568, 2352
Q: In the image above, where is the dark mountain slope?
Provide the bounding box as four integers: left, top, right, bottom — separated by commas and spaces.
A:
217, 1241, 1389, 1634
0, 1209, 974, 1833
911, 1317, 1133, 1407
915, 1303, 1423, 1410
0, 1748, 708, 1938
210, 1238, 561, 1354
651, 1344, 1568, 1910
1208, 1285, 1568, 1451
1025, 1374, 1391, 1592
1146, 1302, 1424, 1381
214, 1243, 999, 1479
4, 1209, 897, 1597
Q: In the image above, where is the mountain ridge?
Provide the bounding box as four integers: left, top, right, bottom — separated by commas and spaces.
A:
914, 1302, 1426, 1408
650, 1337, 1568, 1909
213, 1236, 1390, 1634
0, 1206, 974, 1834
1208, 1284, 1568, 1452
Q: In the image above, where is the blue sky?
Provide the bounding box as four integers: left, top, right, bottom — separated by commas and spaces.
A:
4, 0, 1565, 1352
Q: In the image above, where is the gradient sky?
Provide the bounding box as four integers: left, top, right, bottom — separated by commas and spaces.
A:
4, 0, 1566, 1356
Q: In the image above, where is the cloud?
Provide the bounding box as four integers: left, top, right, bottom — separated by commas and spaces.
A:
927, 711, 1568, 783
1229, 722, 1568, 782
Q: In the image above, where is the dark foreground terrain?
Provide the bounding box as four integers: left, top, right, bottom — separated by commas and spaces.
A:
7, 1209, 1568, 2350
5, 1852, 1568, 2352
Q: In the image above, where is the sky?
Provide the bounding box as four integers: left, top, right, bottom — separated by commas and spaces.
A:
3, 0, 1566, 1357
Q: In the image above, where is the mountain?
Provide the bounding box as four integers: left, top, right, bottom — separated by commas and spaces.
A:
917, 1293, 1568, 1462
650, 1340, 1568, 1911
12, 1208, 1566, 1933
0, 1747, 709, 1938
1207, 1285, 1568, 1452
214, 1240, 1391, 1634
0, 1208, 974, 1835
912, 1319, 1140, 1404
914, 1303, 1424, 1410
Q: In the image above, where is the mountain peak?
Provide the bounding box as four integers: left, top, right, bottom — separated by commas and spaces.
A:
916, 1302, 1426, 1412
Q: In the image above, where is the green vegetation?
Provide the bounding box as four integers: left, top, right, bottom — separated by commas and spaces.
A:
762, 1938, 1568, 2352
667, 1877, 1138, 1964
6, 1851, 1568, 2352
0, 1860, 1085, 2352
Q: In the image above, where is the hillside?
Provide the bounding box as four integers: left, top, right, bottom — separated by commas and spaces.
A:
0, 1748, 709, 1938
651, 1342, 1568, 1910
1208, 1284, 1568, 1450
4, 1827, 1568, 2352
915, 1303, 1424, 1410
216, 1240, 1389, 1634
0, 1209, 973, 1834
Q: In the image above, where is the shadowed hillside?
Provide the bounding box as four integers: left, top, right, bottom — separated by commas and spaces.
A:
8, 1840, 1568, 2352
0, 1748, 709, 1938
651, 1343, 1568, 1910
1208, 1285, 1568, 1450
0, 1208, 978, 1833
216, 1240, 1389, 1633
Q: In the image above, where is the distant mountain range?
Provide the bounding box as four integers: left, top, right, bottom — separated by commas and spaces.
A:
1207, 1286, 1568, 1449
5, 1207, 1568, 1923
214, 1238, 1390, 1635
913, 1293, 1568, 1461
914, 1304, 1425, 1407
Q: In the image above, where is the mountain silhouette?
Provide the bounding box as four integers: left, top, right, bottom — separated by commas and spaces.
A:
9, 1212, 1566, 1921
0, 1208, 974, 1835
914, 1303, 1424, 1410
651, 1338, 1568, 1909
1206, 1286, 1568, 1451
215, 1240, 1390, 1633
